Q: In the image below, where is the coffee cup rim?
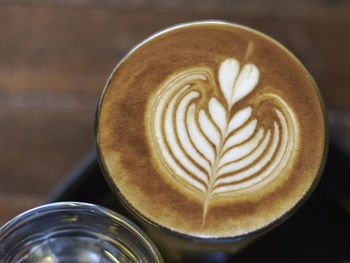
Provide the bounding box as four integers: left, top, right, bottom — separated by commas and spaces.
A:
95, 20, 329, 242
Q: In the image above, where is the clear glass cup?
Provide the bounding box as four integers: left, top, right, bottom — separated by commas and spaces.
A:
0, 202, 164, 263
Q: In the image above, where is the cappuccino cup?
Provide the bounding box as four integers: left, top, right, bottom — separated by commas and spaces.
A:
95, 21, 328, 261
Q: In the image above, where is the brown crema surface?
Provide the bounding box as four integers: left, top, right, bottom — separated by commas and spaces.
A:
97, 22, 326, 237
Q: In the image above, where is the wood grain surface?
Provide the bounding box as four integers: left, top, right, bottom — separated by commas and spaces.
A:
0, 0, 349, 226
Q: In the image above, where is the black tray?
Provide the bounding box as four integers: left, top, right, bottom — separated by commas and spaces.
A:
46, 138, 350, 262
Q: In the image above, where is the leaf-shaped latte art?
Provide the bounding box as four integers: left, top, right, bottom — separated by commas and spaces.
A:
146, 59, 299, 223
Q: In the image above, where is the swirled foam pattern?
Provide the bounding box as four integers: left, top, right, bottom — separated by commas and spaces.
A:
146, 59, 299, 219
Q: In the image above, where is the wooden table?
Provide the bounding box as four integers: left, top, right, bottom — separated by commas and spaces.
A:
0, 0, 349, 226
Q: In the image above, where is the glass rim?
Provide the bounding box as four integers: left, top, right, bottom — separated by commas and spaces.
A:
95, 20, 329, 243
0, 201, 164, 263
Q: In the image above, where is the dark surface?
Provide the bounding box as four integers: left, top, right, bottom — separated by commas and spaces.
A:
1, 0, 350, 226
46, 138, 350, 262
1, 1, 349, 260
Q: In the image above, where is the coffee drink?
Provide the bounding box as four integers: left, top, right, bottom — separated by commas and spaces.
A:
96, 21, 327, 238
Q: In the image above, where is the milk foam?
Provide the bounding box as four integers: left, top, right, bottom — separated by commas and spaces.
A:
146, 58, 299, 220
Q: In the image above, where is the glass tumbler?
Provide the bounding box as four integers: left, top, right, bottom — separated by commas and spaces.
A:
0, 202, 164, 263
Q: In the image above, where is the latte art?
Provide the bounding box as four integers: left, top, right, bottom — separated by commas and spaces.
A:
97, 22, 326, 237
146, 58, 299, 220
